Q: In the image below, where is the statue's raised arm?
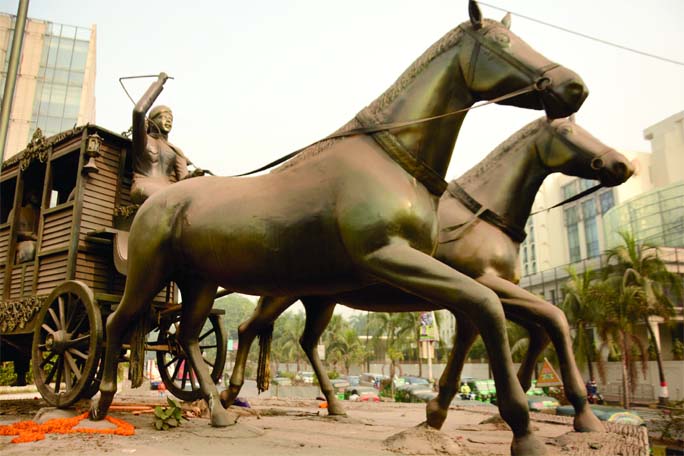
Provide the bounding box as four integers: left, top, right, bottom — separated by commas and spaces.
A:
130, 72, 192, 204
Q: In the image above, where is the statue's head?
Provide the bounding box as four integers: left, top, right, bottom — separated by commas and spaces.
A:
148, 105, 173, 135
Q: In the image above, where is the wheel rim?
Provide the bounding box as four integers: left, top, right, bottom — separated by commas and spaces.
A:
156, 314, 226, 401
32, 281, 102, 407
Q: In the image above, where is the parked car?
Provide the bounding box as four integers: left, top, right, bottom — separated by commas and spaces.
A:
295, 371, 315, 384
397, 376, 431, 386
466, 378, 497, 403
359, 373, 388, 389
330, 377, 350, 393
556, 405, 645, 426
272, 376, 292, 386
344, 385, 380, 402
394, 383, 437, 403
526, 395, 560, 412
346, 375, 360, 387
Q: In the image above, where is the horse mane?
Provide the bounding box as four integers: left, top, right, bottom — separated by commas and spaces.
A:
274, 21, 480, 173
455, 117, 547, 186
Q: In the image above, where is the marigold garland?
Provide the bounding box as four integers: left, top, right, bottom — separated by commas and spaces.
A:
0, 412, 135, 443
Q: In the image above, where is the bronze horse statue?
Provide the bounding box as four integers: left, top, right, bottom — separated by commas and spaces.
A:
91, 3, 588, 453
226, 116, 633, 435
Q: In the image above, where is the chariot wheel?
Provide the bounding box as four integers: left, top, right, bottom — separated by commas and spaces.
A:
31, 280, 103, 407
156, 313, 226, 401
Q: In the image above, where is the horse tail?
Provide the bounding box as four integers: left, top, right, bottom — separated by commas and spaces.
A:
256, 323, 274, 393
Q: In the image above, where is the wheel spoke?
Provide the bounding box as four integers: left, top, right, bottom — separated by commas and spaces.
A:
42, 353, 57, 372
169, 358, 182, 382
68, 311, 87, 334
58, 296, 66, 330
68, 334, 91, 346
68, 347, 89, 360
63, 356, 73, 391
54, 358, 63, 393
180, 364, 189, 390
164, 354, 181, 370
201, 357, 215, 368
65, 352, 82, 381
48, 308, 61, 330
41, 323, 56, 335
199, 344, 217, 350
198, 329, 213, 342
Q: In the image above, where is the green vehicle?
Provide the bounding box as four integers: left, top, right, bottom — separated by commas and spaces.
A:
466, 379, 497, 403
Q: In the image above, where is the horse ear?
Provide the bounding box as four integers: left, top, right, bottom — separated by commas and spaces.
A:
568, 114, 576, 123
469, 0, 483, 30
501, 12, 512, 29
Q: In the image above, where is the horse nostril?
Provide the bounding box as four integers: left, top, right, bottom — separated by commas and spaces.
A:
614, 161, 631, 179
564, 81, 588, 104
591, 158, 604, 170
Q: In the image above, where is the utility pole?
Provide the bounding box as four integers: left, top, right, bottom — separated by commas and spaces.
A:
0, 0, 29, 163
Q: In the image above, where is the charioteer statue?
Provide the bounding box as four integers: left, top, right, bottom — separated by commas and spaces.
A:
130, 72, 202, 204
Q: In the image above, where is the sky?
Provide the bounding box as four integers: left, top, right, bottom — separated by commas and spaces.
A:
1, 0, 682, 312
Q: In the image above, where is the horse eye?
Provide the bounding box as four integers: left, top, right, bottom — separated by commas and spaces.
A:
493, 33, 511, 46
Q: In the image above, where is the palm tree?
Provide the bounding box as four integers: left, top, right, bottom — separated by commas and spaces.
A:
327, 328, 365, 375
590, 280, 649, 409
369, 312, 415, 394
605, 230, 683, 406
561, 267, 599, 382
272, 311, 306, 373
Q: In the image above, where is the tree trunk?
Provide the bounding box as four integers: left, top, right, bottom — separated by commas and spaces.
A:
645, 319, 669, 407
585, 327, 596, 382
621, 338, 631, 409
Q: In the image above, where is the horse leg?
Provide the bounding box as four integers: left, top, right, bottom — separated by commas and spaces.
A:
175, 279, 235, 427
300, 298, 345, 416
362, 241, 545, 456
478, 273, 603, 433
426, 315, 478, 429
221, 295, 297, 408
510, 319, 550, 392
90, 257, 168, 420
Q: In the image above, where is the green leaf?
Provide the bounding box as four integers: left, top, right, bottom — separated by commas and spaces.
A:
162, 423, 170, 431
167, 418, 179, 427
154, 419, 163, 430
167, 397, 178, 408
154, 405, 164, 418
173, 409, 183, 420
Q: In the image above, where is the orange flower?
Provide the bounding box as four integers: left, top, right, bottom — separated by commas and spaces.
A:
0, 412, 135, 443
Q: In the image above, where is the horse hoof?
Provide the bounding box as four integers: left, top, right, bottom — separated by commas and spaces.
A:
425, 400, 447, 430
89, 393, 114, 421
574, 410, 604, 433
219, 389, 232, 409
511, 432, 547, 456
210, 409, 238, 428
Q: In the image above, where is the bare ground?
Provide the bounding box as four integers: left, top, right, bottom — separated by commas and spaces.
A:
0, 394, 648, 456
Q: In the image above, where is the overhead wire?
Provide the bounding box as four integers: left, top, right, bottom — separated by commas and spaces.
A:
475, 1, 684, 67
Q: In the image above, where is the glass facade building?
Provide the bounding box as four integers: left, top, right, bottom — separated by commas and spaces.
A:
0, 14, 96, 158
603, 181, 684, 249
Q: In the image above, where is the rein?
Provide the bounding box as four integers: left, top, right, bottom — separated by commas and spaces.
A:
529, 183, 603, 216
233, 83, 542, 178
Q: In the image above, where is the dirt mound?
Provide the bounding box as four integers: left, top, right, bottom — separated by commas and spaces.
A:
384, 422, 468, 455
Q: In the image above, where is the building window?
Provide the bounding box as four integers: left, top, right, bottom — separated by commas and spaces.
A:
567, 224, 581, 262
582, 199, 599, 258
562, 182, 577, 200
599, 190, 615, 214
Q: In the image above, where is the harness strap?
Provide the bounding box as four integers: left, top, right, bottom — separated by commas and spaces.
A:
529, 183, 603, 216
355, 111, 447, 196
444, 181, 527, 243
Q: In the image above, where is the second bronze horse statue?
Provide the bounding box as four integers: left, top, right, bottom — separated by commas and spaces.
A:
92, 3, 588, 454
224, 116, 633, 434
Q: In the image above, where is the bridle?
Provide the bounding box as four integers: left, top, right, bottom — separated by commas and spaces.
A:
235, 24, 559, 189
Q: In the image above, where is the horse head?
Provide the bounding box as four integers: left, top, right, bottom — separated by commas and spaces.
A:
460, 0, 588, 119
538, 117, 634, 186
